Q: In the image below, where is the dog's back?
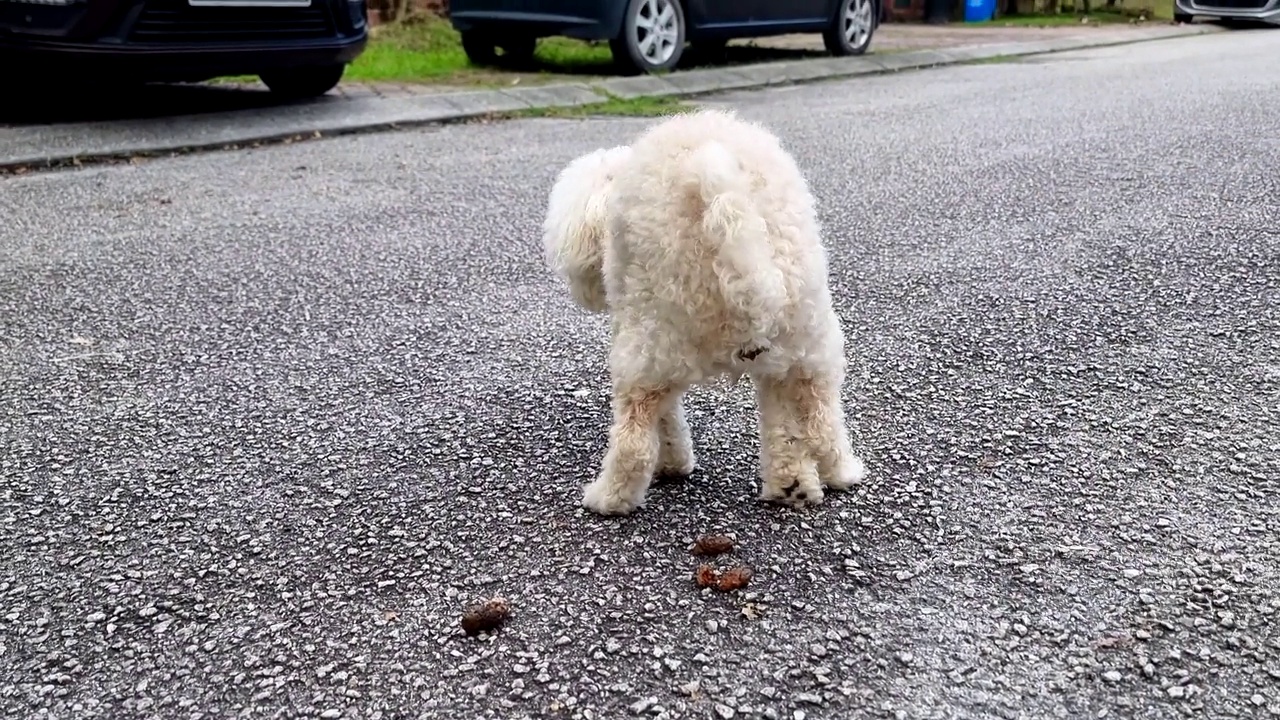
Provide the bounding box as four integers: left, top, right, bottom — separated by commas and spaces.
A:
605, 109, 835, 382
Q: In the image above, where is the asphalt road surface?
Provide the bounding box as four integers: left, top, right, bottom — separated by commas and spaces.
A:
3, 29, 1279, 720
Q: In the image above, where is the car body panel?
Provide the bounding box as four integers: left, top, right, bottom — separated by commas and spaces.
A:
448, 0, 629, 40
0, 0, 368, 82
448, 0, 876, 42
1174, 0, 1280, 22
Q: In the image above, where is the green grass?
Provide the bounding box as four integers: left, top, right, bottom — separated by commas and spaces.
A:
963, 54, 1019, 64
344, 15, 614, 84
506, 94, 694, 119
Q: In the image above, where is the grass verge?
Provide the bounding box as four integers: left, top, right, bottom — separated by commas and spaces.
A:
345, 15, 614, 84
963, 54, 1020, 64
504, 94, 694, 119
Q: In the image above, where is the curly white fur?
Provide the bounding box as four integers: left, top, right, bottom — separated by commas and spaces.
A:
542, 108, 867, 516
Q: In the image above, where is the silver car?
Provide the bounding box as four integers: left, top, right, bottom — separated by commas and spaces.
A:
1174, 0, 1280, 25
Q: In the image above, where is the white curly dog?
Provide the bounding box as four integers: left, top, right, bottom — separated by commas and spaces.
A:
542, 108, 867, 516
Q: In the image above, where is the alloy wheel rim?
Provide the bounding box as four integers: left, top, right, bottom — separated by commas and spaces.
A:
843, 0, 873, 48
633, 0, 680, 65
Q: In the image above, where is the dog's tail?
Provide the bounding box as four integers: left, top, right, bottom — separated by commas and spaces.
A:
685, 141, 788, 341
542, 147, 630, 314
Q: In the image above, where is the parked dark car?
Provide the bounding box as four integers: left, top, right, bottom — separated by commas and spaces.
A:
449, 0, 879, 74
0, 0, 369, 98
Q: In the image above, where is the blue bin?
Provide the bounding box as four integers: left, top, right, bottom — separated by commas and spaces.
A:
964, 0, 997, 22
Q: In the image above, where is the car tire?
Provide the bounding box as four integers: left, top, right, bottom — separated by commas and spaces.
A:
824, 0, 876, 57
610, 0, 686, 75
1173, 11, 1193, 22
259, 64, 346, 99
461, 31, 537, 68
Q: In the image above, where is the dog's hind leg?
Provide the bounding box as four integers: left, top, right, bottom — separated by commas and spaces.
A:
753, 373, 825, 509
785, 366, 867, 492
656, 388, 696, 480
582, 383, 677, 515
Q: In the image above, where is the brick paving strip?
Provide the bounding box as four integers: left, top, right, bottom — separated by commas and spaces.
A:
0, 22, 1220, 170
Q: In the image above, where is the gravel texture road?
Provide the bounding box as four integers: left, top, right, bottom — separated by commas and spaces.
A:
2, 28, 1278, 720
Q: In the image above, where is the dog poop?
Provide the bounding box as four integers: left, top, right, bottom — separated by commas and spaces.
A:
693, 564, 754, 592
691, 534, 735, 557
717, 566, 753, 592
460, 597, 511, 636
694, 564, 720, 588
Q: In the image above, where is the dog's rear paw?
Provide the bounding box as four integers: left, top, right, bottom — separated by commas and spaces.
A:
658, 438, 696, 479
582, 479, 645, 516
656, 456, 696, 480
760, 476, 825, 509
824, 455, 867, 491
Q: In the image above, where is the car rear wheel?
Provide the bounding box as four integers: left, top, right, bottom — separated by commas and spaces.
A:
611, 0, 686, 74
461, 31, 538, 68
1173, 11, 1193, 22
259, 64, 346, 99
824, 0, 876, 56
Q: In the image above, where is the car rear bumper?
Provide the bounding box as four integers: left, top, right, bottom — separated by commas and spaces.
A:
0, 0, 368, 81
448, 0, 625, 41
0, 34, 367, 80
1175, 0, 1280, 20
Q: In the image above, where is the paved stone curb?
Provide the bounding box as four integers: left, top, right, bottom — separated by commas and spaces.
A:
0, 23, 1222, 170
